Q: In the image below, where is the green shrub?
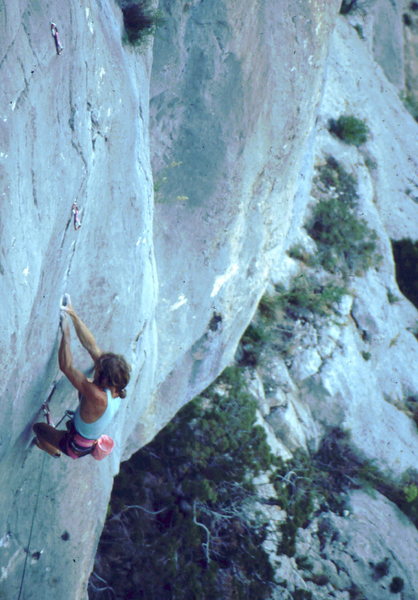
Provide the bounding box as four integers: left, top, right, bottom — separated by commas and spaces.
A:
401, 93, 418, 122
239, 321, 276, 366
314, 156, 359, 205
387, 290, 401, 304
276, 274, 347, 316
308, 197, 379, 274
404, 483, 418, 503
307, 158, 380, 276
122, 1, 163, 46
238, 273, 347, 368
288, 244, 312, 264
271, 452, 318, 556
329, 115, 369, 146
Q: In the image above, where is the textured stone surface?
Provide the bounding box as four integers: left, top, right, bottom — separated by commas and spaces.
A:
292, 490, 418, 600
1, 0, 417, 597
0, 0, 339, 598
148, 0, 340, 438
0, 1, 155, 598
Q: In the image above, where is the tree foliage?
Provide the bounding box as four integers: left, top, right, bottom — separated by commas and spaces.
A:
122, 1, 163, 46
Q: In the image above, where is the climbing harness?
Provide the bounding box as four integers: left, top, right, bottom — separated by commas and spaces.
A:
71, 201, 81, 230
50, 22, 63, 55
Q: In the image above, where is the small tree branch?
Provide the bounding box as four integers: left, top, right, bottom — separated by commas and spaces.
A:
89, 572, 116, 598
109, 504, 167, 523
193, 500, 211, 565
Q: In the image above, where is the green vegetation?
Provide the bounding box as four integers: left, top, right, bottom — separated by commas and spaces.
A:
307, 157, 380, 276
391, 238, 418, 309
401, 92, 418, 122
90, 367, 418, 599
340, 0, 361, 14
354, 24, 365, 39
329, 115, 369, 146
270, 427, 418, 558
91, 367, 277, 600
122, 1, 163, 46
239, 274, 347, 367
387, 290, 401, 304
275, 276, 347, 316
404, 483, 418, 503
288, 158, 381, 278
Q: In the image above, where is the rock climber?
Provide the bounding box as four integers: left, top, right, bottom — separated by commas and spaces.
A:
33, 296, 131, 459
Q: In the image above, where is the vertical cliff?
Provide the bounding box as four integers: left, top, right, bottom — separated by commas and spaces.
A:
147, 0, 340, 439
0, 1, 156, 597
0, 1, 341, 598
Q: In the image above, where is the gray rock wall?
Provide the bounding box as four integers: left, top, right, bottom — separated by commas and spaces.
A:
148, 0, 340, 440
0, 1, 156, 597
0, 0, 340, 598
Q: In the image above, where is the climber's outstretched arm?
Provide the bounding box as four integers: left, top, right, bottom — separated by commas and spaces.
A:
63, 305, 102, 362
59, 319, 90, 393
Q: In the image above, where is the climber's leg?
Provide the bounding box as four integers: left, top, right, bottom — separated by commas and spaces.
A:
33, 422, 66, 457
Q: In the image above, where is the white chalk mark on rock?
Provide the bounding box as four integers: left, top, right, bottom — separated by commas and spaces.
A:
169, 295, 187, 311
211, 264, 238, 298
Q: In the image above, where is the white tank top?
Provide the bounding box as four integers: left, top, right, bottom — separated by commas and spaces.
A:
73, 389, 121, 439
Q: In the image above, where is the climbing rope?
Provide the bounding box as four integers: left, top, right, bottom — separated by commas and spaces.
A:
18, 381, 76, 597
17, 452, 47, 600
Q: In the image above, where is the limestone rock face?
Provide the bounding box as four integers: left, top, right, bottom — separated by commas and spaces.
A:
291, 490, 418, 600
1, 2, 156, 598
0, 1, 340, 598
147, 0, 340, 446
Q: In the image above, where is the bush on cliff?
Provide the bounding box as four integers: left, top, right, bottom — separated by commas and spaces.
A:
340, 1, 364, 15
329, 115, 369, 146
307, 157, 381, 276
122, 1, 163, 45
238, 273, 347, 367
